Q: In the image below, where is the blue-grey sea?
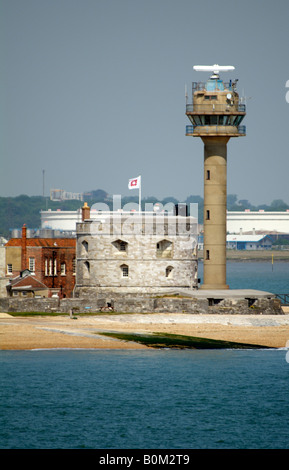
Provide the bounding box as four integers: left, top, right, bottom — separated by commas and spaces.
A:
1, 260, 289, 450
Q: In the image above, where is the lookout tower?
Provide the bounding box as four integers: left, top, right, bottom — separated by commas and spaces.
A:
186, 64, 246, 289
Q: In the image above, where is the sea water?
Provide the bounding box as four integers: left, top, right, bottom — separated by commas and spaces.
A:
1, 260, 289, 449
199, 259, 289, 293
1, 349, 289, 449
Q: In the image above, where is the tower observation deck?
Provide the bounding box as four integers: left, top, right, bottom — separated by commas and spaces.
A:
186, 65, 246, 289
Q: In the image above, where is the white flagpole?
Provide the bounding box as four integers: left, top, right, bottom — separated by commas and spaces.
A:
139, 175, 141, 213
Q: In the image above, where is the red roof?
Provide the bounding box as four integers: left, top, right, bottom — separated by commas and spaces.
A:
9, 274, 48, 289
6, 238, 76, 247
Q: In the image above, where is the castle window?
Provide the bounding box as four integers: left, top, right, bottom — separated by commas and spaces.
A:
206, 170, 210, 180
72, 258, 76, 275
82, 240, 88, 253
121, 264, 129, 277
156, 239, 173, 258
165, 266, 174, 279
112, 240, 128, 253
206, 250, 210, 260
206, 210, 210, 220
83, 261, 90, 278
45, 259, 48, 276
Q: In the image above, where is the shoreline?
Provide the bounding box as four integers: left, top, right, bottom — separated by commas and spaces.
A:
1, 311, 289, 350
198, 249, 289, 261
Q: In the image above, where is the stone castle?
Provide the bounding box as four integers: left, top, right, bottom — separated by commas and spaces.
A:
73, 203, 199, 299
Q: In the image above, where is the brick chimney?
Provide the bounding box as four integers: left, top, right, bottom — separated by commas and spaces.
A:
21, 224, 27, 271
82, 202, 90, 221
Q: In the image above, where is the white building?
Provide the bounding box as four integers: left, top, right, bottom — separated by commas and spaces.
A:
41, 209, 82, 233
227, 211, 289, 234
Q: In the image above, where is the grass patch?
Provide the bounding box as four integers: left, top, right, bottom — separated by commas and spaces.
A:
100, 331, 271, 350
8, 311, 64, 317
6, 311, 157, 317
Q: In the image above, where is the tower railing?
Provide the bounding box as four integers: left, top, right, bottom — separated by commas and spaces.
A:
192, 81, 237, 92
186, 103, 246, 113
185, 125, 246, 135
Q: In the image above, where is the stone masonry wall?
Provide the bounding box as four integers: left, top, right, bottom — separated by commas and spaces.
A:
74, 214, 198, 296
0, 294, 283, 315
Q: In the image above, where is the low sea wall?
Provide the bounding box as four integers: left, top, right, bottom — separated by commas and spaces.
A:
0, 293, 283, 315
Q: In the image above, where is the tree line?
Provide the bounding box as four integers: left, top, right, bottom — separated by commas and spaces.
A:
0, 192, 288, 239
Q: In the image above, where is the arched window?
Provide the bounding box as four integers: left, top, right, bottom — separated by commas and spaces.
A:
82, 240, 88, 254
83, 261, 90, 278
156, 239, 173, 258
120, 264, 129, 277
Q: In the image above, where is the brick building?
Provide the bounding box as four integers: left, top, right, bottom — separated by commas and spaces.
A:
5, 225, 76, 298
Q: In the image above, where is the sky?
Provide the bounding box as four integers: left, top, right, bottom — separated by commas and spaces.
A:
1, 0, 289, 206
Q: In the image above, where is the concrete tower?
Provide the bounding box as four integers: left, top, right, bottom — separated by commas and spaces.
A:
186, 65, 246, 289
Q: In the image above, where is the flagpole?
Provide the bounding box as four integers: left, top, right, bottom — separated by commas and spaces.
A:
139, 175, 141, 213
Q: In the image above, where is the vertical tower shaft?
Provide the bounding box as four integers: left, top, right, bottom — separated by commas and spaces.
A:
202, 136, 229, 289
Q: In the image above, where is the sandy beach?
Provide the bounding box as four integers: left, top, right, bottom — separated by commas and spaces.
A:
1, 309, 289, 350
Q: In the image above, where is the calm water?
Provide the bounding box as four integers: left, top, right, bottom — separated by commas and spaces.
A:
1, 349, 289, 449
1, 261, 289, 450
199, 260, 289, 293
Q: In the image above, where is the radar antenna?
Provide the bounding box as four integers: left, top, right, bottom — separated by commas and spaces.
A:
193, 64, 235, 78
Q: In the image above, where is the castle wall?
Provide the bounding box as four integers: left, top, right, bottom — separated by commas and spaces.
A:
0, 295, 283, 315
74, 213, 198, 297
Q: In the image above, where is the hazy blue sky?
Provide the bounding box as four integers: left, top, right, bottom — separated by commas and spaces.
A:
1, 0, 289, 205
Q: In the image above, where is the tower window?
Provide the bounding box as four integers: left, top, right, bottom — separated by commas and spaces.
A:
204, 95, 217, 100
156, 239, 173, 258
82, 240, 88, 253
83, 261, 90, 278
206, 210, 210, 220
206, 250, 210, 260
165, 266, 174, 279
206, 170, 211, 180
112, 240, 128, 253
121, 264, 129, 277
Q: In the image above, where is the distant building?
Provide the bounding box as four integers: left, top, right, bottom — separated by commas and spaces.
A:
50, 189, 83, 201
5, 225, 76, 298
197, 233, 273, 251
41, 209, 289, 236
227, 210, 289, 234
226, 234, 273, 250
41, 208, 83, 233
6, 271, 49, 298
